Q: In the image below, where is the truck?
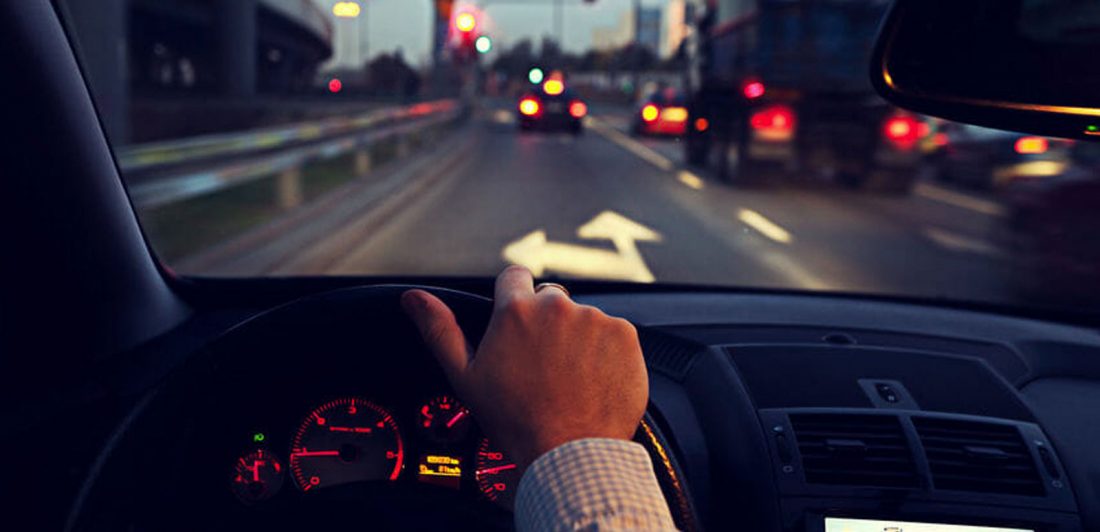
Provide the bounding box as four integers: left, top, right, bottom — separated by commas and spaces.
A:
682, 0, 925, 193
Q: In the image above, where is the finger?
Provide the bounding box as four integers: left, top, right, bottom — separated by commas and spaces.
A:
494, 265, 535, 307
401, 290, 471, 386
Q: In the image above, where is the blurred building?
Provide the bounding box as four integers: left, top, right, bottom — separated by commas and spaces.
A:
58, 0, 334, 143
592, 9, 636, 52
636, 7, 662, 54
592, 5, 664, 55
663, 0, 692, 58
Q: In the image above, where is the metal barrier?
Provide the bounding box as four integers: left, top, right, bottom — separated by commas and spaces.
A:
121, 100, 463, 209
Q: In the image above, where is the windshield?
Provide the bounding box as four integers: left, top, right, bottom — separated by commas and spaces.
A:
57, 0, 1100, 312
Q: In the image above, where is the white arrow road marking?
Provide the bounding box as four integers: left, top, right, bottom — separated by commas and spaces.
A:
502, 210, 662, 283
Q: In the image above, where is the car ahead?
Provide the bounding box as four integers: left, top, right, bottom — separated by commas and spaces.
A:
516, 78, 587, 134
1003, 143, 1100, 301
632, 87, 689, 137
927, 122, 1076, 190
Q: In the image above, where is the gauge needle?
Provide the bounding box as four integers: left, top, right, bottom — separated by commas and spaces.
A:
476, 464, 517, 476
328, 426, 372, 433
446, 410, 468, 428
291, 450, 340, 457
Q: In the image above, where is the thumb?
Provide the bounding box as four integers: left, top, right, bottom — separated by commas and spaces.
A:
401, 289, 471, 386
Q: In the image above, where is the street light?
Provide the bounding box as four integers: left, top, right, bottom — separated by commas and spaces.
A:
475, 35, 493, 54
333, 1, 361, 18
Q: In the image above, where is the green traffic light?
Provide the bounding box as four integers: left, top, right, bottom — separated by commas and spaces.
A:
475, 36, 492, 54
528, 68, 544, 84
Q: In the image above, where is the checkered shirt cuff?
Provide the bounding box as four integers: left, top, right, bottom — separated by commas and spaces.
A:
515, 438, 678, 531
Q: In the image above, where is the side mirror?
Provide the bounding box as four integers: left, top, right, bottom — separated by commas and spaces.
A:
871, 0, 1100, 140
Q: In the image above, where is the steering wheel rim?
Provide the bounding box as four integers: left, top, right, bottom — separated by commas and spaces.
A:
68, 285, 696, 531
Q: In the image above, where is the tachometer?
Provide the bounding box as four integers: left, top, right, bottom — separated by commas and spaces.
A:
289, 398, 404, 491
230, 448, 284, 504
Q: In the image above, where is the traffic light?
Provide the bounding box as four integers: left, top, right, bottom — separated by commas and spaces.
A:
455, 11, 477, 34
475, 36, 492, 54
528, 68, 545, 84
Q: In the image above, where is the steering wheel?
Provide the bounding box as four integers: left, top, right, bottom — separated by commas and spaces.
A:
67, 286, 697, 531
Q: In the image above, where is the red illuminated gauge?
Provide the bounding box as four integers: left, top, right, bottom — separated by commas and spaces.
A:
476, 438, 520, 509
231, 449, 284, 504
289, 398, 404, 492
418, 395, 472, 443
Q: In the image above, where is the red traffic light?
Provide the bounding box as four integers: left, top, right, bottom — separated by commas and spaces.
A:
328, 78, 342, 93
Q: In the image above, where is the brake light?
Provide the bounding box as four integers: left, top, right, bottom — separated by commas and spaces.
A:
641, 104, 659, 122
543, 79, 564, 96
883, 115, 922, 148
750, 105, 796, 141
569, 101, 588, 118
519, 98, 540, 116
743, 80, 766, 100
695, 118, 709, 132
1015, 136, 1049, 155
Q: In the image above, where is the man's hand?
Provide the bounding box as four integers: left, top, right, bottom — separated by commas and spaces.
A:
401, 266, 648, 470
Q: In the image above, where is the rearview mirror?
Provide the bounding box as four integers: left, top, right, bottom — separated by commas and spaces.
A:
871, 0, 1100, 140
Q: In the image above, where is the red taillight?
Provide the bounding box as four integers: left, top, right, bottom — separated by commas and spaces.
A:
750, 105, 796, 141
743, 80, 766, 100
695, 118, 709, 132
519, 98, 540, 116
641, 104, 659, 122
1015, 136, 1049, 155
569, 101, 588, 118
883, 115, 922, 148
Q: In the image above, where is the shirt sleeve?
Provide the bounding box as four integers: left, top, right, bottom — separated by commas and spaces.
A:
514, 438, 679, 532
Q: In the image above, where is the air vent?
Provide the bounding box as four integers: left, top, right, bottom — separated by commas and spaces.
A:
790, 414, 918, 488
914, 417, 1044, 496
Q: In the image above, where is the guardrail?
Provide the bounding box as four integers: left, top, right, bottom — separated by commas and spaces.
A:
121, 100, 463, 209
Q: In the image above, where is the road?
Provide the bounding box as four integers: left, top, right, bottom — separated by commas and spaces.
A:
177, 100, 1016, 305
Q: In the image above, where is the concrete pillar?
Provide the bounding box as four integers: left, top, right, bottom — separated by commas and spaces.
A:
61, 0, 129, 144
218, 0, 257, 98
277, 167, 303, 209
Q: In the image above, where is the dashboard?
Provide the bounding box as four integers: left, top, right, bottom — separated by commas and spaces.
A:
67, 285, 1100, 531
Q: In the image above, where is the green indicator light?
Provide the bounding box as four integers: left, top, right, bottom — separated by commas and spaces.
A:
1088, 125, 1098, 132
253, 432, 265, 443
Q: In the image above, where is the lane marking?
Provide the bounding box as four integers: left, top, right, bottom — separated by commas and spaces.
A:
924, 227, 1005, 258
677, 170, 705, 190
913, 182, 1006, 218
758, 251, 831, 291
502, 210, 661, 283
738, 209, 793, 244
589, 118, 675, 171
492, 110, 514, 124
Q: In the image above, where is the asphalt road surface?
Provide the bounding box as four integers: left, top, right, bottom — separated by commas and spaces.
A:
179, 100, 1016, 306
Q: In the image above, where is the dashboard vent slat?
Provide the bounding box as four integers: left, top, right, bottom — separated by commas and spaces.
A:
790, 414, 918, 488
913, 417, 1044, 497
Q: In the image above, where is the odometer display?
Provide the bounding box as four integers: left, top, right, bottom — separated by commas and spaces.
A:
289, 398, 404, 491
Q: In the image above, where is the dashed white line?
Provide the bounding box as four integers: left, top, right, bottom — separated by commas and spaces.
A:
677, 170, 705, 190
738, 209, 794, 244
589, 118, 675, 171
913, 182, 1006, 218
924, 227, 1005, 258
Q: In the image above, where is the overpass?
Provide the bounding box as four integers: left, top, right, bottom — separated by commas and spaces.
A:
59, 0, 334, 144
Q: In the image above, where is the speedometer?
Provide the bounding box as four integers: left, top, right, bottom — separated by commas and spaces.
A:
289, 398, 404, 491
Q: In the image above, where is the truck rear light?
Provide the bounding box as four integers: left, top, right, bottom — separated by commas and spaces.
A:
569, 101, 588, 118
1015, 136, 1049, 154
750, 105, 796, 141
519, 98, 541, 116
883, 115, 922, 148
695, 118, 709, 131
743, 80, 766, 100
642, 104, 659, 122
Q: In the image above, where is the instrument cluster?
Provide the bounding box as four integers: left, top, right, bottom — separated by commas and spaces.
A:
229, 394, 519, 510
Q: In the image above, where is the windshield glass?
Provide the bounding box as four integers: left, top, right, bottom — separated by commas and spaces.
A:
58, 0, 1100, 312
